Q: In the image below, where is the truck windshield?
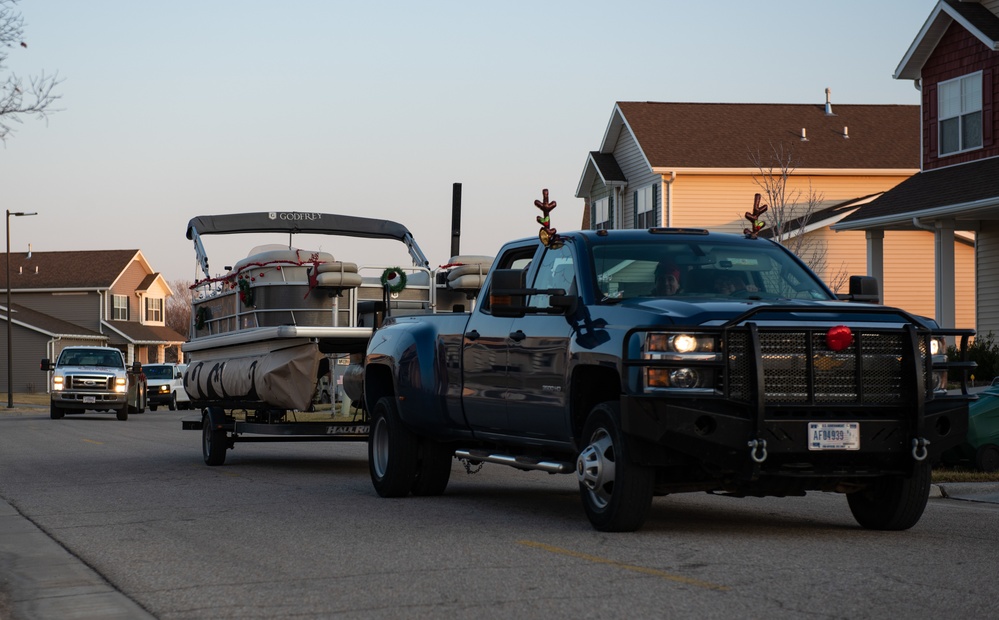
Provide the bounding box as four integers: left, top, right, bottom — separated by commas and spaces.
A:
58, 350, 123, 367
591, 238, 834, 302
144, 366, 174, 380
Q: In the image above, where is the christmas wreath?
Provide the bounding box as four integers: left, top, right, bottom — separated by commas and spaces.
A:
238, 278, 255, 307
380, 267, 407, 294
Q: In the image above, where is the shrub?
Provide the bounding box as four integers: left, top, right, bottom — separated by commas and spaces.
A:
948, 331, 999, 382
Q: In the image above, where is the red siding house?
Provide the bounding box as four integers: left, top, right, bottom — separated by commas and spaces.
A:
835, 0, 999, 336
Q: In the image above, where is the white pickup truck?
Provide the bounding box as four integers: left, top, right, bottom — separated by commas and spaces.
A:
41, 346, 147, 421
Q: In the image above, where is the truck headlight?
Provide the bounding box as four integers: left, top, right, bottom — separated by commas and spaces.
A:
158, 385, 170, 394
115, 377, 127, 393
643, 331, 720, 391
53, 376, 64, 391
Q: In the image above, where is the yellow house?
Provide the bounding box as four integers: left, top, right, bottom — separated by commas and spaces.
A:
576, 99, 975, 328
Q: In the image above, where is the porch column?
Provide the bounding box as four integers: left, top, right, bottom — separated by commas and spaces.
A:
935, 219, 956, 328
865, 229, 884, 302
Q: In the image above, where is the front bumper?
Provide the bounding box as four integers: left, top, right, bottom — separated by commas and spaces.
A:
52, 392, 127, 410
621, 395, 969, 477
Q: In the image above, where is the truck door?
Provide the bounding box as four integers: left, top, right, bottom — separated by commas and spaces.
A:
505, 244, 575, 441
461, 246, 536, 434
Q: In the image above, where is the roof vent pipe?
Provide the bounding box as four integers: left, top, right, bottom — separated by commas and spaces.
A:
26, 243, 32, 259
843, 126, 849, 138
800, 128, 808, 141
825, 87, 833, 115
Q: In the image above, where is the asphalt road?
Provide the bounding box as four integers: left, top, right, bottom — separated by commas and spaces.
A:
1, 408, 998, 619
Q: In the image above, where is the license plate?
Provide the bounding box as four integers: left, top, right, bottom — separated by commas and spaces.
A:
83, 396, 96, 404
808, 422, 860, 450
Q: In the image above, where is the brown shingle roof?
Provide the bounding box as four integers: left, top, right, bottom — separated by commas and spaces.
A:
1, 303, 105, 338
0, 250, 140, 290
104, 320, 186, 344
616, 102, 919, 170
836, 156, 999, 227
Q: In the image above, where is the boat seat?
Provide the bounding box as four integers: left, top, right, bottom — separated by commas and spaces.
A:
231, 248, 335, 275
315, 262, 363, 289
445, 255, 493, 292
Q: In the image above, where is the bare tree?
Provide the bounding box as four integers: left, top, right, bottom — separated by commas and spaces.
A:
749, 142, 849, 292
167, 279, 193, 339
0, 0, 61, 141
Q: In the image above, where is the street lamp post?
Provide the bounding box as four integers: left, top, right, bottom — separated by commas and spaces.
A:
7, 210, 37, 408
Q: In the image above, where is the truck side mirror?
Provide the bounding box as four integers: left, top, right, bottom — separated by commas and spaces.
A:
131, 362, 143, 373
490, 269, 527, 318
40, 358, 52, 371
837, 275, 880, 303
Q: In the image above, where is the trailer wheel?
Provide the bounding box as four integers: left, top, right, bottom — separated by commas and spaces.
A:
202, 410, 228, 466
116, 406, 128, 421
50, 402, 64, 420
411, 440, 453, 496
369, 396, 418, 497
577, 401, 654, 532
847, 462, 931, 531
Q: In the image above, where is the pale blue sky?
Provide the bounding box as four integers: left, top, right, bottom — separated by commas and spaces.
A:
3, 0, 937, 283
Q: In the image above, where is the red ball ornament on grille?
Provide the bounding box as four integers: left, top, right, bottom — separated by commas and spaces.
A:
826, 325, 854, 351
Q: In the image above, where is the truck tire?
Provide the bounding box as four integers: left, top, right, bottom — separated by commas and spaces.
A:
116, 406, 128, 421
411, 440, 453, 497
202, 410, 228, 466
50, 403, 64, 420
577, 402, 654, 532
369, 396, 419, 497
150, 405, 158, 412
846, 462, 931, 531
168, 392, 177, 411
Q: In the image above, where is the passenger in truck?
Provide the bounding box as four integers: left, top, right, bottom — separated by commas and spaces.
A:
652, 262, 681, 296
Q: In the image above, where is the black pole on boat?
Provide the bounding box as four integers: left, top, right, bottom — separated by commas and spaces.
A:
450, 182, 462, 258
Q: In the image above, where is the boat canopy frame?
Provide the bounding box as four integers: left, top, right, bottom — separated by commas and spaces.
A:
186, 211, 430, 280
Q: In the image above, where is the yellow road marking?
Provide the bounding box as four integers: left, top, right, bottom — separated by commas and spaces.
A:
82, 439, 103, 445
517, 540, 728, 591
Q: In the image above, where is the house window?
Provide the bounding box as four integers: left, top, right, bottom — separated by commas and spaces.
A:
939, 72, 982, 156
145, 298, 163, 322
593, 197, 613, 230
112, 295, 128, 320
635, 185, 656, 228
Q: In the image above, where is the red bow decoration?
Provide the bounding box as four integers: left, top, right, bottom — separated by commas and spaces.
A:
743, 193, 768, 239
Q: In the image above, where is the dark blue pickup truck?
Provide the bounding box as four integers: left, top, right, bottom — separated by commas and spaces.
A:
360, 228, 975, 532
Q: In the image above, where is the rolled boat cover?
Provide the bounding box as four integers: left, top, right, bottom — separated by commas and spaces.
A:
185, 342, 322, 411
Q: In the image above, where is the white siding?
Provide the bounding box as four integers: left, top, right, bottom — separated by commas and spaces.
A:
610, 129, 658, 229
977, 223, 999, 337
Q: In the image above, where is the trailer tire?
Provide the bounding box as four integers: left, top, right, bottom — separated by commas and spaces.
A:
202, 410, 227, 466
847, 462, 931, 531
411, 440, 453, 496
369, 396, 418, 497
50, 402, 64, 420
577, 401, 654, 532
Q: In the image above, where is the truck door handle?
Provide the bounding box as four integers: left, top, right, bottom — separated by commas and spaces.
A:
466, 330, 480, 341
509, 330, 526, 342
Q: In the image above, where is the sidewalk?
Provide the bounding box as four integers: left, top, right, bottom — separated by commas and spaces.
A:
0, 499, 155, 620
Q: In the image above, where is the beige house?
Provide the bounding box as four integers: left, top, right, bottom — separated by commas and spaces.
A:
576, 99, 975, 328
0, 249, 186, 394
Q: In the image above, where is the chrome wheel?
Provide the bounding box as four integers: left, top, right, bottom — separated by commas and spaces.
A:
577, 429, 616, 509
